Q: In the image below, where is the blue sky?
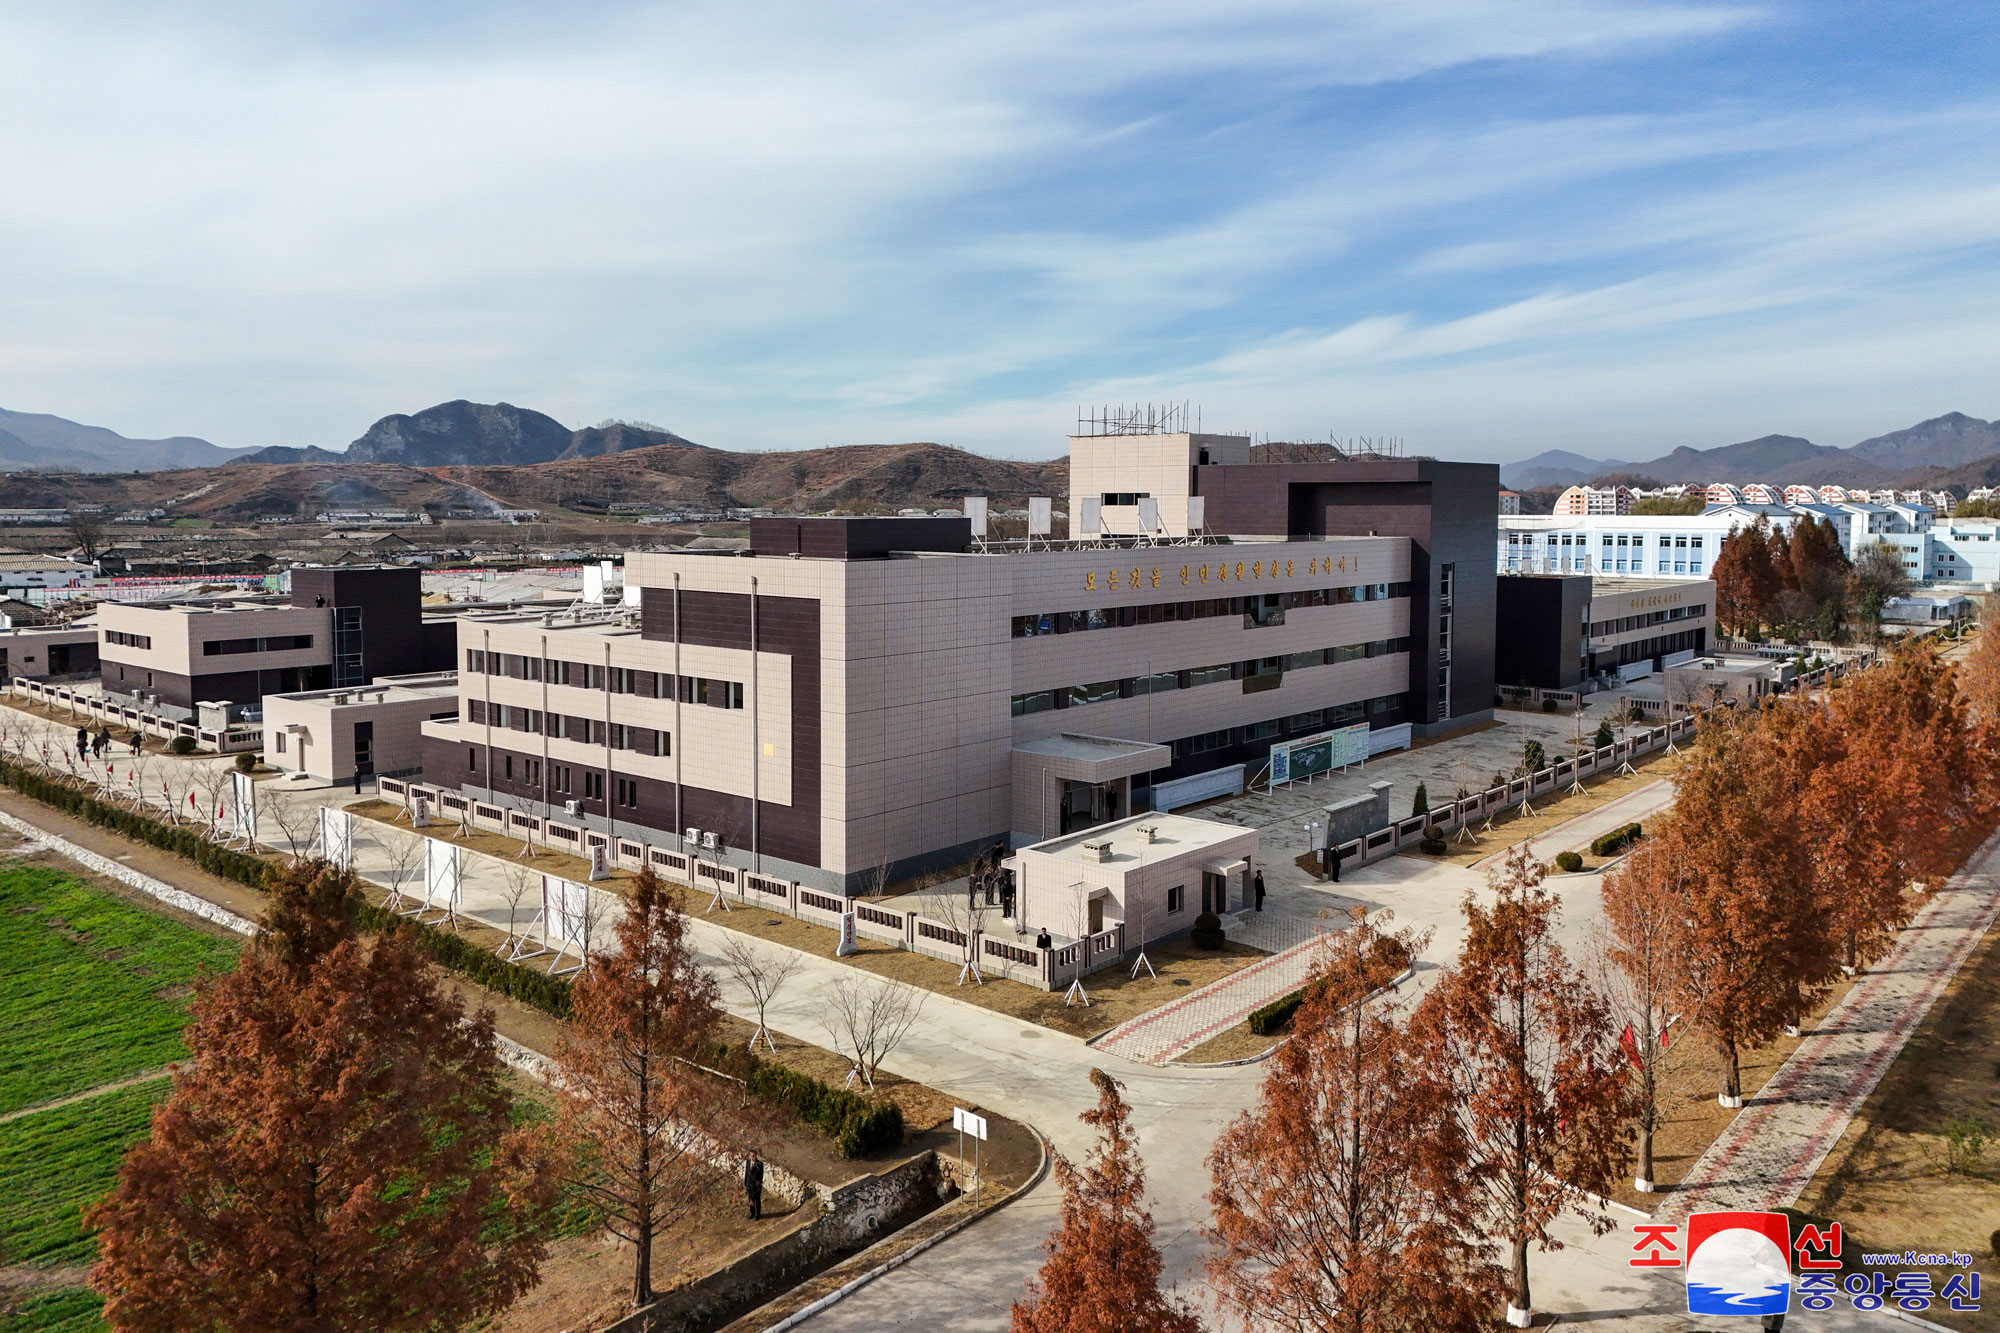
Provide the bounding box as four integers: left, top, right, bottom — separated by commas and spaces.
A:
2, 1, 1996, 462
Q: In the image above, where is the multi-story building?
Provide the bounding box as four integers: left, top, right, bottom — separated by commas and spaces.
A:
420, 432, 1498, 893
1498, 490, 1522, 516
1553, 485, 1631, 516
96, 567, 455, 715
1495, 574, 1714, 690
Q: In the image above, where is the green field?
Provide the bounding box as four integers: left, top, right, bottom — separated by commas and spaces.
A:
0, 1287, 106, 1333
0, 864, 239, 1116
0, 1078, 169, 1269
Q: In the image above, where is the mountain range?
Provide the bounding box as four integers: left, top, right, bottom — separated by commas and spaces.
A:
0, 407, 263, 471
1499, 413, 2000, 490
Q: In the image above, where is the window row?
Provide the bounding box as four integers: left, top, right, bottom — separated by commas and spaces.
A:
1011, 582, 1413, 638
105, 630, 152, 649
1011, 637, 1413, 715
202, 634, 314, 656
1170, 694, 1402, 759
1506, 532, 1707, 550
466, 699, 670, 755
465, 650, 743, 709
1588, 604, 1707, 637
480, 751, 644, 810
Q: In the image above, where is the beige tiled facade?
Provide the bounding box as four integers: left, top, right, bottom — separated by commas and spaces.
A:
426, 531, 1420, 894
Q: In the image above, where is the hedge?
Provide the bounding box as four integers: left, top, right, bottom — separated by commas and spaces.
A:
1590, 822, 1643, 858
358, 902, 574, 1017
1554, 850, 1583, 873
745, 1061, 905, 1158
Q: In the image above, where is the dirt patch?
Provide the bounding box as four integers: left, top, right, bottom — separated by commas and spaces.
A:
1173, 1022, 1284, 1065
1604, 976, 1856, 1213
1798, 911, 2000, 1331
344, 797, 636, 890
492, 1180, 818, 1333
684, 903, 1267, 1039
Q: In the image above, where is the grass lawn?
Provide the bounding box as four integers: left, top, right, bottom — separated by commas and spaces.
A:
0, 1287, 105, 1333
0, 865, 239, 1116
0, 1077, 168, 1268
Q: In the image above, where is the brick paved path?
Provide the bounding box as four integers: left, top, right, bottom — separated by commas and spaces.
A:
1659, 832, 2000, 1221
1093, 918, 1328, 1065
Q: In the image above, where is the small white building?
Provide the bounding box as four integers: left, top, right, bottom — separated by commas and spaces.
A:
263, 671, 461, 784
1011, 812, 1257, 950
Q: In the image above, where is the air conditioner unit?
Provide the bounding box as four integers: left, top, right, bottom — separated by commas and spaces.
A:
564, 799, 581, 816
701, 831, 718, 851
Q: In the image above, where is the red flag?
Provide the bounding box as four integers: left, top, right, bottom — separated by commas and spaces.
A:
1619, 1023, 1643, 1070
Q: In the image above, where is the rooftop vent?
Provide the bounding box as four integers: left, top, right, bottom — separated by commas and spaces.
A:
1081, 839, 1113, 863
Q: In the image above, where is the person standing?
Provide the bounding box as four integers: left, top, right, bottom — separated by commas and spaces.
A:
1035, 927, 1052, 951
1328, 840, 1344, 883
129, 730, 142, 757
1253, 869, 1266, 912
743, 1151, 765, 1221
75, 726, 88, 760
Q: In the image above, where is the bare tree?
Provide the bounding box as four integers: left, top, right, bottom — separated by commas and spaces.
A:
375, 825, 428, 913
492, 789, 543, 860
493, 857, 540, 950
65, 508, 105, 564
190, 763, 234, 840
923, 876, 991, 986
820, 974, 927, 1090
715, 933, 803, 1052
261, 786, 319, 862
155, 757, 191, 826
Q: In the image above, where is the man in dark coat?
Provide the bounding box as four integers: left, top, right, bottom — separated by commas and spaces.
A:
1328, 840, 1344, 883
1253, 870, 1266, 912
75, 726, 88, 760
744, 1151, 764, 1220
1035, 927, 1053, 950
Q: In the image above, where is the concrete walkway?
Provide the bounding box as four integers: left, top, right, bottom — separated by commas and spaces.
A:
1660, 830, 2000, 1221
1470, 777, 1676, 873
1092, 932, 1325, 1065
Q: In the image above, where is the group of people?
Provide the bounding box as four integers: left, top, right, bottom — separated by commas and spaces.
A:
74, 725, 140, 762
967, 843, 1015, 918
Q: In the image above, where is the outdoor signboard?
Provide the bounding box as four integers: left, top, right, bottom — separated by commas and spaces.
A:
318, 806, 353, 868
542, 875, 591, 957
1269, 722, 1370, 785
837, 911, 858, 957
424, 838, 464, 914
230, 769, 257, 841
411, 792, 431, 827
587, 840, 610, 881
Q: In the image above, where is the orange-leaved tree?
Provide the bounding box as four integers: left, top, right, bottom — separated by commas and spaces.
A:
1013, 1069, 1201, 1333
87, 858, 551, 1333
1652, 710, 1823, 1104
1960, 595, 2000, 730
1207, 913, 1501, 1332
546, 868, 736, 1310
1598, 837, 1708, 1194
1412, 847, 1632, 1328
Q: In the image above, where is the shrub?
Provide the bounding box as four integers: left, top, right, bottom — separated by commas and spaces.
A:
1190, 912, 1226, 950
168, 735, 198, 755
1541, 697, 1559, 713
1410, 782, 1428, 817
1554, 851, 1583, 873
746, 1061, 904, 1157
1417, 836, 1447, 855
1592, 721, 1614, 749
1590, 822, 1645, 858
1248, 992, 1304, 1036
233, 752, 256, 772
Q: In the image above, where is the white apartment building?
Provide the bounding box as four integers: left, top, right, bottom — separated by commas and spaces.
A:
1499, 500, 1938, 581
1552, 485, 1630, 515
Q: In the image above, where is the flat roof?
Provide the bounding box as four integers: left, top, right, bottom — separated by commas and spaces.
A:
1024, 811, 1251, 866
1013, 734, 1166, 763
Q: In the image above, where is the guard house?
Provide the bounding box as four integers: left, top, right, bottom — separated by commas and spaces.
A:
1011, 812, 1258, 951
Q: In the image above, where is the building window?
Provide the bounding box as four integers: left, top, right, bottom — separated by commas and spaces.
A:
466, 649, 484, 673
615, 777, 639, 808
106, 630, 152, 650
274, 732, 287, 754
584, 771, 604, 801
467, 747, 478, 771
1167, 884, 1185, 914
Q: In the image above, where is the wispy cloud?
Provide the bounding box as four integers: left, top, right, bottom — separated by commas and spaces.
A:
4, 0, 1993, 462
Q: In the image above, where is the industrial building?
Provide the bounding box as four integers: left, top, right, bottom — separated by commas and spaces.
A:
420, 428, 1499, 894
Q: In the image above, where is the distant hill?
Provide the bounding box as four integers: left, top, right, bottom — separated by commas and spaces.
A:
1498, 415, 2000, 492
0, 408, 260, 472
231, 444, 348, 465
340, 401, 701, 468
1847, 413, 2000, 471
1499, 450, 1627, 489
442, 439, 1066, 515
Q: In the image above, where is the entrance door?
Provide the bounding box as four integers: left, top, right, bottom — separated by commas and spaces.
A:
1201, 871, 1226, 914
1087, 897, 1103, 935
352, 720, 375, 776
